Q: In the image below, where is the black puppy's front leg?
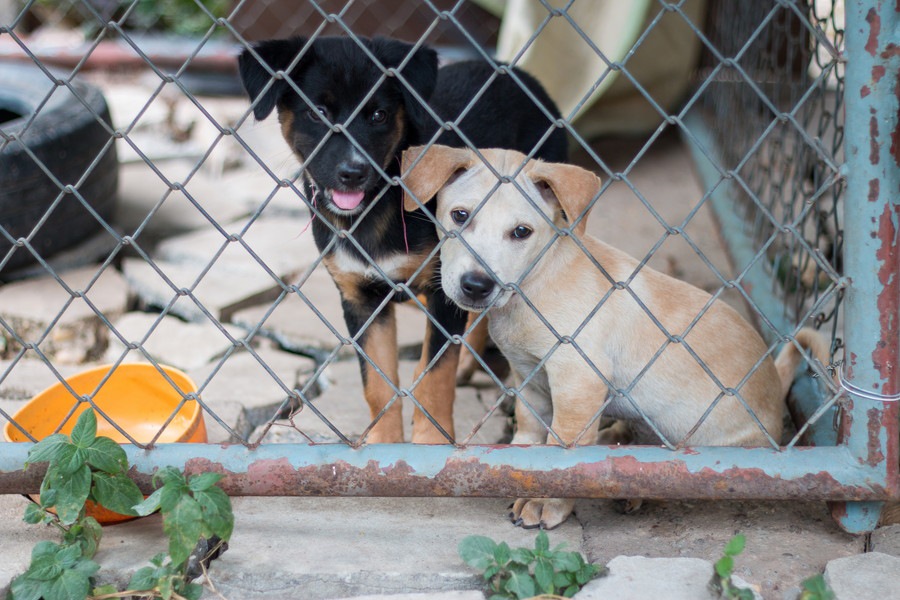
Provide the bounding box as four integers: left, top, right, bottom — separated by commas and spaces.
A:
340, 290, 403, 443
409, 290, 468, 444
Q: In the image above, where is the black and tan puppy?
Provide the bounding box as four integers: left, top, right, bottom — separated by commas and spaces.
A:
238, 36, 567, 443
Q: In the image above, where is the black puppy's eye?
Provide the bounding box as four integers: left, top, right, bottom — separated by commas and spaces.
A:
307, 106, 328, 122
511, 225, 533, 240
450, 209, 469, 225
371, 109, 387, 124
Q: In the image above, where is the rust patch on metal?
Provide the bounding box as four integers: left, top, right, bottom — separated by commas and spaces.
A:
873, 65, 886, 84
874, 203, 899, 390
848, 352, 858, 380
869, 179, 880, 202
865, 9, 880, 56
867, 408, 887, 466
870, 109, 881, 164
861, 85, 871, 98
881, 43, 900, 59
837, 400, 854, 444
0, 464, 47, 494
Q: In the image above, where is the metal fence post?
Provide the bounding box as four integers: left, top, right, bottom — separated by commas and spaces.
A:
832, 0, 900, 533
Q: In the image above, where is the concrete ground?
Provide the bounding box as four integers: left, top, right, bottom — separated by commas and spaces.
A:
1, 78, 898, 599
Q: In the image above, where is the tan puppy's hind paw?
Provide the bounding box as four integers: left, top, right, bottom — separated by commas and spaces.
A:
509, 498, 576, 529
597, 420, 634, 445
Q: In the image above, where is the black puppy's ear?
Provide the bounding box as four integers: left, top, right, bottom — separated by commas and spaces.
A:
237, 37, 311, 120
369, 38, 438, 137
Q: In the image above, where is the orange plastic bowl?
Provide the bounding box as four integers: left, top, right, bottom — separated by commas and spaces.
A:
4, 363, 207, 523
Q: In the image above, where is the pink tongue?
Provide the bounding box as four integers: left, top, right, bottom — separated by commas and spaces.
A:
331, 190, 365, 210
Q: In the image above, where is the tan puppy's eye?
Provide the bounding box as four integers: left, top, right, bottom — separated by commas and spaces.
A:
450, 209, 469, 225
511, 225, 532, 240
371, 109, 387, 123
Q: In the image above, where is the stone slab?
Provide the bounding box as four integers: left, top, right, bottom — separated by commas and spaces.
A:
121, 256, 281, 323
202, 398, 248, 445
115, 160, 254, 246
824, 552, 900, 600
0, 266, 129, 363
870, 524, 900, 558
578, 499, 863, 600
0, 495, 61, 596
189, 346, 316, 433
576, 556, 723, 600
153, 216, 317, 282
210, 497, 581, 599
103, 311, 246, 372
0, 359, 81, 401
230, 263, 349, 356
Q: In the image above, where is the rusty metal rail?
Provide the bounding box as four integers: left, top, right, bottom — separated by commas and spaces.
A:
0, 442, 895, 501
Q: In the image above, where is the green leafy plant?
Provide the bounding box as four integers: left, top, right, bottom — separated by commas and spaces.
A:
459, 530, 606, 599
710, 534, 755, 600
8, 409, 232, 600
128, 467, 233, 599
797, 573, 835, 600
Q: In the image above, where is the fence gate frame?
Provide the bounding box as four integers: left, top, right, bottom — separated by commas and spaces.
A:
0, 0, 898, 535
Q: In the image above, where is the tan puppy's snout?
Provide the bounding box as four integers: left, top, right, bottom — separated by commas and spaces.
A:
459, 271, 495, 303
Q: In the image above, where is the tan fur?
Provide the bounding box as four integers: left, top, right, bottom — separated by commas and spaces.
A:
775, 327, 832, 398
359, 313, 403, 443
410, 338, 460, 444
403, 144, 830, 528
456, 315, 490, 384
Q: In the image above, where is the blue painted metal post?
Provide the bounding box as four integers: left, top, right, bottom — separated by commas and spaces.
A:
833, 0, 900, 533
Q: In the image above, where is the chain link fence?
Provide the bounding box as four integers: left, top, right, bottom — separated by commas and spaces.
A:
0, 0, 896, 533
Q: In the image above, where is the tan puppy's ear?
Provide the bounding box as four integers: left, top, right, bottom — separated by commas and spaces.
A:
527, 161, 601, 237
401, 144, 475, 211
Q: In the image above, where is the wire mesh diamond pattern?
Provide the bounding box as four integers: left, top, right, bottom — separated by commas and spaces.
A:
1, 0, 888, 513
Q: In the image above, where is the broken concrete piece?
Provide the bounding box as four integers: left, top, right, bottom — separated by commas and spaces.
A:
103, 311, 245, 371
824, 552, 900, 600
153, 216, 318, 280
576, 555, 761, 600
121, 257, 280, 323
189, 346, 316, 434
230, 263, 348, 356
0, 266, 129, 363
0, 358, 80, 401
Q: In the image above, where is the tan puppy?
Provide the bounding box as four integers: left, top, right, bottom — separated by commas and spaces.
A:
402, 144, 827, 529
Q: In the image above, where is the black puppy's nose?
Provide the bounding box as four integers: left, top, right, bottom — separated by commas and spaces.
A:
337, 161, 368, 188
460, 272, 495, 301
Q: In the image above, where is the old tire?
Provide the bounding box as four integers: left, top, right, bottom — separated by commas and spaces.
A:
0, 63, 118, 274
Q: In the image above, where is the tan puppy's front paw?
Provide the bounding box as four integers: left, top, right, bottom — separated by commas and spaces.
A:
509, 498, 576, 529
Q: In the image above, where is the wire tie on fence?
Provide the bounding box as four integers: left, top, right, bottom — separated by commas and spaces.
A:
839, 368, 900, 402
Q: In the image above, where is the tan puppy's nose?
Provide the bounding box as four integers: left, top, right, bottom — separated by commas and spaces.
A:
460, 271, 494, 302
